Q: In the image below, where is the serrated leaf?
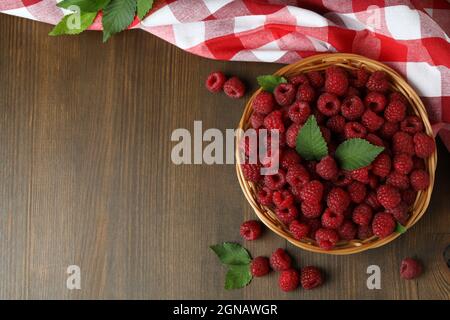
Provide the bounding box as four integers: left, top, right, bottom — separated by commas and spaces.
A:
57, 0, 111, 12
296, 115, 328, 161
102, 0, 137, 42
210, 242, 251, 266
257, 75, 287, 92
335, 138, 384, 170
49, 12, 97, 36
395, 223, 407, 234
137, 0, 154, 20
225, 265, 252, 290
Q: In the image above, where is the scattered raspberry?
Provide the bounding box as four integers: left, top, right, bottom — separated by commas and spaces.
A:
296, 84, 315, 102
372, 212, 396, 238
392, 132, 415, 155
402, 189, 417, 206
349, 166, 370, 184
377, 185, 401, 209
273, 190, 295, 209
270, 248, 292, 271
300, 266, 324, 289
325, 66, 349, 96
347, 181, 367, 204
317, 92, 341, 116
393, 153, 413, 175
366, 133, 384, 147
327, 187, 351, 215
341, 96, 365, 120
400, 258, 423, 280
257, 187, 273, 206
289, 220, 310, 240
276, 206, 299, 225
387, 202, 409, 225
263, 169, 286, 190
410, 169, 430, 191
241, 163, 261, 182
372, 153, 391, 178
366, 70, 389, 92
365, 191, 381, 210
321, 208, 345, 229
250, 112, 265, 129
264, 110, 285, 133
279, 269, 300, 292
299, 180, 324, 204
387, 171, 410, 190
351, 67, 370, 88
223, 76, 245, 98
205, 71, 226, 93
362, 109, 384, 132
286, 164, 310, 188
316, 156, 338, 181
357, 225, 374, 240
288, 101, 311, 124
274, 83, 296, 106
413, 132, 435, 158
385, 100, 406, 123
352, 203, 373, 226
288, 74, 309, 86
379, 121, 399, 139
344, 121, 367, 139
240, 220, 263, 240
252, 91, 275, 115
364, 91, 387, 113
286, 123, 301, 148
250, 256, 270, 277
301, 201, 323, 219
338, 220, 357, 240
326, 114, 346, 133
280, 149, 301, 170
400, 115, 424, 134
315, 228, 339, 250
306, 71, 324, 88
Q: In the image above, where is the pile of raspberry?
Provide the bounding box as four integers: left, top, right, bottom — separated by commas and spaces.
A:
241, 66, 435, 250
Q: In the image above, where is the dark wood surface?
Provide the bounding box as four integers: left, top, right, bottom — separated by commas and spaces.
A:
0, 14, 449, 300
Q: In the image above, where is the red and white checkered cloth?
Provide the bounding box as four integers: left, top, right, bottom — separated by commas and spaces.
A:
2, 0, 449, 149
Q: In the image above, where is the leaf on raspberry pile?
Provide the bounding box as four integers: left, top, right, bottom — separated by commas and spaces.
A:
210, 242, 251, 265
335, 138, 384, 170
224, 265, 252, 290
257, 75, 287, 93
395, 222, 407, 234
296, 115, 328, 161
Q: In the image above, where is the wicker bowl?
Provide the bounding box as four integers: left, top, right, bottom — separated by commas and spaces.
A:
236, 53, 437, 255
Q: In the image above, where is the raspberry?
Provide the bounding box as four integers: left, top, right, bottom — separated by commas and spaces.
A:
289, 220, 310, 240
392, 132, 415, 155
241, 163, 261, 182
315, 228, 339, 250
205, 71, 226, 92
240, 220, 263, 240
264, 170, 286, 190
384, 100, 406, 123
368, 173, 379, 189
410, 169, 430, 191
252, 91, 275, 115
316, 156, 338, 181
347, 181, 367, 204
299, 180, 324, 204
326, 114, 346, 133
250, 112, 265, 129
349, 166, 370, 184
386, 172, 410, 190
288, 101, 310, 124
341, 95, 365, 120
289, 74, 309, 86
250, 256, 270, 277
303, 218, 321, 238
366, 70, 389, 92
402, 189, 417, 206
306, 71, 324, 88
276, 206, 299, 225
301, 201, 323, 219
357, 225, 374, 240
279, 269, 300, 292
344, 122, 367, 139
223, 76, 246, 98
321, 208, 345, 229
377, 185, 401, 209
274, 83, 296, 106
366, 191, 381, 209
389, 91, 408, 105
387, 202, 409, 225
296, 84, 315, 102
317, 93, 341, 116
327, 187, 351, 215
313, 108, 327, 124
366, 133, 384, 147
273, 190, 295, 209
379, 121, 399, 139
362, 109, 384, 132
280, 149, 301, 170
393, 153, 413, 175
413, 132, 435, 158
264, 110, 285, 133
257, 187, 273, 206
346, 86, 360, 97
365, 91, 387, 113
351, 67, 370, 88
372, 153, 391, 178
332, 170, 352, 187
338, 220, 357, 240
400, 258, 423, 280
270, 248, 292, 271
401, 115, 424, 134
352, 203, 373, 226
300, 266, 323, 289
325, 66, 349, 96
372, 212, 396, 238
286, 164, 310, 188
320, 126, 332, 144
286, 123, 301, 148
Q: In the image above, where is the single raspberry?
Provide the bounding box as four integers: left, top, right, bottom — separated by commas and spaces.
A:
205, 71, 226, 93
289, 220, 310, 240
280, 149, 301, 170
316, 156, 338, 181
288, 74, 309, 86
402, 189, 417, 206
241, 163, 261, 182
296, 84, 315, 102
301, 201, 323, 219
223, 76, 245, 98
263, 170, 286, 190
372, 153, 391, 178
346, 86, 360, 97
276, 206, 299, 225
351, 67, 370, 88
392, 132, 415, 155
325, 66, 349, 96
377, 185, 401, 209
240, 220, 263, 240
368, 173, 379, 190
341, 96, 365, 120
250, 256, 270, 277
393, 153, 413, 175
372, 212, 396, 238
400, 258, 423, 280
315, 228, 339, 250
362, 109, 384, 132
306, 71, 324, 88
365, 191, 381, 210
274, 83, 296, 106
366, 133, 384, 147
288, 101, 310, 124
338, 220, 357, 240
384, 100, 406, 123
387, 172, 410, 190
299, 180, 324, 204
400, 115, 424, 134
357, 225, 374, 240
279, 269, 300, 292
413, 157, 425, 170
327, 187, 351, 215
349, 166, 370, 184
333, 170, 353, 187
286, 164, 310, 188
270, 248, 292, 271
347, 181, 367, 204
300, 266, 323, 289
326, 114, 346, 133
344, 122, 367, 139
389, 91, 408, 104
273, 190, 295, 209
410, 169, 430, 191
250, 112, 265, 129
413, 132, 435, 158
257, 187, 273, 206
365, 91, 387, 113
321, 208, 345, 229
252, 91, 275, 115
317, 93, 341, 116
387, 202, 409, 225
286, 123, 301, 148
352, 203, 373, 226
379, 121, 399, 139
264, 110, 285, 133
366, 70, 389, 92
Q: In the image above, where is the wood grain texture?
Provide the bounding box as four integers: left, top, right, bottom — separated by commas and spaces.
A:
0, 14, 448, 300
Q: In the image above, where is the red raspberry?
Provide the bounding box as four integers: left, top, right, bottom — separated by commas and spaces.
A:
402, 189, 417, 206
413, 132, 435, 158
250, 112, 265, 129
362, 109, 384, 132
270, 248, 292, 271
257, 187, 273, 206
387, 172, 410, 190
320, 126, 332, 144
289, 220, 310, 240
317, 93, 341, 116
240, 220, 263, 240
301, 201, 323, 219
365, 91, 387, 113
280, 149, 301, 170
325, 66, 349, 96
341, 96, 365, 120
390, 91, 408, 104
274, 83, 296, 106
400, 115, 424, 134
264, 170, 286, 190
346, 86, 360, 97
377, 185, 401, 209
273, 190, 295, 209
413, 157, 425, 170
357, 225, 374, 240
347, 181, 367, 204
332, 170, 353, 187
286, 164, 310, 188
264, 110, 285, 133
289, 74, 309, 86
400, 258, 423, 280
372, 153, 391, 178
372, 212, 396, 238
223, 76, 245, 98
392, 132, 415, 155
366, 70, 389, 92
250, 256, 270, 277
352, 203, 373, 226
327, 187, 351, 215
286, 123, 301, 148
366, 133, 384, 147
299, 180, 324, 204
288, 101, 310, 124
344, 122, 367, 139
303, 218, 321, 238
279, 269, 300, 292
315, 228, 339, 250
349, 166, 370, 184
321, 208, 344, 229
393, 153, 413, 175
379, 121, 399, 139
300, 266, 323, 289
386, 202, 409, 225
351, 67, 370, 88
296, 84, 315, 102
326, 115, 346, 133
241, 163, 261, 182
410, 169, 430, 191
252, 91, 275, 115
205, 71, 226, 92
276, 206, 299, 225
338, 220, 357, 240
384, 100, 406, 123
316, 156, 338, 181
306, 71, 324, 88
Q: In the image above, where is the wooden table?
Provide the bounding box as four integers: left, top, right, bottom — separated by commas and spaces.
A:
0, 14, 448, 300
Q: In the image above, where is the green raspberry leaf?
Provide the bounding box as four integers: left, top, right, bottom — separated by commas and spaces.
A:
57, 0, 111, 12
224, 265, 252, 290
257, 75, 287, 93
49, 12, 97, 36
137, 0, 154, 20
335, 138, 384, 170
296, 115, 328, 161
395, 223, 407, 234
102, 0, 137, 42
210, 242, 251, 266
